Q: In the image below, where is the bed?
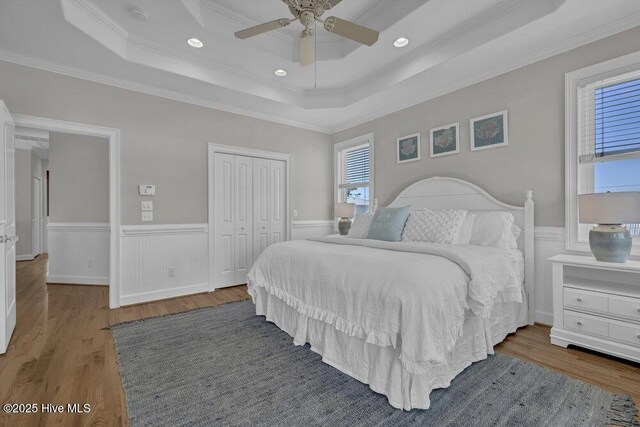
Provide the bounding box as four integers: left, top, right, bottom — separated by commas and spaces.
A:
247, 177, 534, 410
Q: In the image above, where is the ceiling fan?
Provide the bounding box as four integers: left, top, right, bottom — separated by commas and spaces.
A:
234, 0, 379, 66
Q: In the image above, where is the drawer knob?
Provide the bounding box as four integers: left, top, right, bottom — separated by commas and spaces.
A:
576, 321, 583, 326
576, 298, 582, 302
637, 335, 640, 339
637, 308, 640, 313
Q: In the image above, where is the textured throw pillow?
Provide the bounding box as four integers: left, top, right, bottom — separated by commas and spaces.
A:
402, 209, 468, 244
347, 212, 374, 238
367, 206, 411, 242
469, 211, 518, 249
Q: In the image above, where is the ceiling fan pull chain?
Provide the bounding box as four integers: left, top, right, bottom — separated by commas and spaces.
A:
314, 20, 318, 90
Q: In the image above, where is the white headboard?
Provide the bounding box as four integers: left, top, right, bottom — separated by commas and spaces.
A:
387, 176, 535, 325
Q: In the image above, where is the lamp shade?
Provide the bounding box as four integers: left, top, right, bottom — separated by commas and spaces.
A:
335, 202, 356, 218
578, 192, 640, 224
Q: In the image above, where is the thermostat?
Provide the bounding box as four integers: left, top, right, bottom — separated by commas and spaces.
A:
139, 185, 155, 196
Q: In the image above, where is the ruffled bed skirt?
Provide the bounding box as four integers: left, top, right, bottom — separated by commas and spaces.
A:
252, 287, 528, 410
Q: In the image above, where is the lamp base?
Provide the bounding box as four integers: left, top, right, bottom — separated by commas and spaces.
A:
338, 217, 352, 236
589, 224, 632, 263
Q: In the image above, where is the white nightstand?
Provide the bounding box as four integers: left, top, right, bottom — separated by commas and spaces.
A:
549, 253, 640, 362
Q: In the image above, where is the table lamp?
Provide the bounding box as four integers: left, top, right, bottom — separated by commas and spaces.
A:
578, 192, 640, 262
335, 202, 356, 235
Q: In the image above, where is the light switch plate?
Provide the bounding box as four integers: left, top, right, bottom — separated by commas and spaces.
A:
139, 185, 156, 196
142, 211, 153, 222
141, 201, 153, 211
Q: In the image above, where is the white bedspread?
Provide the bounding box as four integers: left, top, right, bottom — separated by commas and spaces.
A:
247, 237, 523, 375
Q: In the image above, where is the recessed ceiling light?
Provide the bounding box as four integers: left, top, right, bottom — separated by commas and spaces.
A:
274, 69, 287, 77
187, 37, 204, 48
393, 37, 409, 48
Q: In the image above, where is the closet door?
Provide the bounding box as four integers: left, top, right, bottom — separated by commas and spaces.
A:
269, 160, 286, 244
233, 155, 253, 284
213, 153, 235, 287
253, 158, 270, 259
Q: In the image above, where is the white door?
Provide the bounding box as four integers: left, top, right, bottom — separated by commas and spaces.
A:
269, 160, 286, 245
253, 158, 270, 258
213, 153, 235, 287
0, 100, 16, 354
233, 155, 253, 284
32, 177, 41, 256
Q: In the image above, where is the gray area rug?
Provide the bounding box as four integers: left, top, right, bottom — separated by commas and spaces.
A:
111, 301, 638, 427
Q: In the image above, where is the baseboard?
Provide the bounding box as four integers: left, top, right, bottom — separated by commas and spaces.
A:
47, 275, 109, 285
534, 310, 553, 326
119, 282, 209, 306
16, 254, 35, 261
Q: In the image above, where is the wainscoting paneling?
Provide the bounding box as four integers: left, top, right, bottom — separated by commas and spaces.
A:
292, 220, 333, 240
111, 221, 566, 320
119, 224, 208, 306
47, 222, 110, 285
533, 226, 566, 325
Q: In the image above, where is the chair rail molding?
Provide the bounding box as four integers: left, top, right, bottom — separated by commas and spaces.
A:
292, 220, 334, 240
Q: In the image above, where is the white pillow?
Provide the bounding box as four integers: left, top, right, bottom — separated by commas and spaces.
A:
402, 209, 468, 244
469, 211, 518, 249
455, 213, 476, 244
347, 212, 374, 238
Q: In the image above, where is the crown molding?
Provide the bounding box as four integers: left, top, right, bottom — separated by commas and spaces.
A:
341, 0, 533, 92
330, 12, 640, 133
0, 49, 332, 134
62, 0, 305, 104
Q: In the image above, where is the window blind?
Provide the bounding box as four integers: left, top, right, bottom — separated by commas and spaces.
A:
337, 143, 370, 189
579, 71, 640, 163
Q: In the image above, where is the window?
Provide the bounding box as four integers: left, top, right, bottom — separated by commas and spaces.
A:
335, 133, 374, 215
566, 54, 640, 254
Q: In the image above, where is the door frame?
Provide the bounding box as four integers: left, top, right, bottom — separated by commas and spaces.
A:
32, 176, 42, 256
207, 143, 290, 292
13, 115, 121, 309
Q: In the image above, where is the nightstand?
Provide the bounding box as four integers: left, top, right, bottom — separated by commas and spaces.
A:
549, 254, 640, 362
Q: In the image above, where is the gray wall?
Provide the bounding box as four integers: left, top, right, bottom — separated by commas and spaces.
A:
15, 149, 44, 257
49, 132, 109, 223
15, 150, 31, 256
0, 61, 334, 225
332, 26, 640, 227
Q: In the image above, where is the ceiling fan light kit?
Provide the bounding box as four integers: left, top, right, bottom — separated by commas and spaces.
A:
234, 0, 380, 66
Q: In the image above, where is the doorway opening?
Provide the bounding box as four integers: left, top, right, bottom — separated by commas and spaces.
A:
13, 115, 121, 308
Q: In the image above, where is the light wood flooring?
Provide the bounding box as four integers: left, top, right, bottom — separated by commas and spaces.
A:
0, 254, 638, 426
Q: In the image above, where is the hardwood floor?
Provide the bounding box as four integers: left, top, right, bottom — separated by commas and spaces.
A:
1, 255, 639, 426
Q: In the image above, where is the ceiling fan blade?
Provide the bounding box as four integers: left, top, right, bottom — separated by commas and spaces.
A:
300, 31, 315, 66
323, 16, 379, 46
234, 18, 292, 39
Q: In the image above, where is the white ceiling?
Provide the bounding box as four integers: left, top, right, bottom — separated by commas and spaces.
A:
1, 0, 640, 133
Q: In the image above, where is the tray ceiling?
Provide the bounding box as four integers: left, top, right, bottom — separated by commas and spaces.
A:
1, 0, 640, 132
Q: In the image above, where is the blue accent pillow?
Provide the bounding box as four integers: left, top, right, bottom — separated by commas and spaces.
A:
367, 206, 412, 242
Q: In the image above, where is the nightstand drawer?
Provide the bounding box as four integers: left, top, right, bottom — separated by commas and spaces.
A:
563, 288, 607, 312
609, 323, 640, 348
564, 310, 608, 337
608, 295, 640, 321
